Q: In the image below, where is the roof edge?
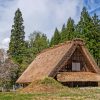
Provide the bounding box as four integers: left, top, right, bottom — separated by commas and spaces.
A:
37, 38, 85, 56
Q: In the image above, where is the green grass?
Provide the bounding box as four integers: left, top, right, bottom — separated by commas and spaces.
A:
1, 78, 100, 100
0, 88, 100, 100
38, 77, 64, 88
0, 92, 33, 100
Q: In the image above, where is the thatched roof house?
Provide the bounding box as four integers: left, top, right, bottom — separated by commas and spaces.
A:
17, 39, 100, 87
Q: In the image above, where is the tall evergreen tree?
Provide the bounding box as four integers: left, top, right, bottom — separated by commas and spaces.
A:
76, 7, 92, 38
76, 7, 100, 65
61, 24, 66, 32
50, 28, 60, 46
9, 9, 25, 64
66, 17, 75, 40
60, 17, 75, 42
60, 24, 67, 42
76, 7, 93, 47
91, 13, 100, 65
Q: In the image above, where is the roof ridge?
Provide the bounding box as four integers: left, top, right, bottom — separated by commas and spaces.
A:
37, 41, 71, 55
37, 38, 85, 56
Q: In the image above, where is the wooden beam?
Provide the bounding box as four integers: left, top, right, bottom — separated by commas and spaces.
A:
80, 46, 99, 73
49, 43, 77, 77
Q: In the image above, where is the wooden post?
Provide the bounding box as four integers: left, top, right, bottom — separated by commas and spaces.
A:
72, 82, 73, 87
2, 87, 4, 92
13, 85, 15, 91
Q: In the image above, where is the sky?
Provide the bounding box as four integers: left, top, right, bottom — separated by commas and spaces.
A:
0, 0, 99, 49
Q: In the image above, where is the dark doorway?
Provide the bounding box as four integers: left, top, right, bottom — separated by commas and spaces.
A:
61, 81, 98, 87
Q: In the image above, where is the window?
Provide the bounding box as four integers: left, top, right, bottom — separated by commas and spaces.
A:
72, 62, 80, 71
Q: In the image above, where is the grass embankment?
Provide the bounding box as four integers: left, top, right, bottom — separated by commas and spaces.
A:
20, 77, 65, 93
0, 77, 100, 100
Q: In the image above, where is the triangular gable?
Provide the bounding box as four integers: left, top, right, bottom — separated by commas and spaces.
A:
49, 42, 77, 77
49, 41, 99, 78
80, 46, 99, 73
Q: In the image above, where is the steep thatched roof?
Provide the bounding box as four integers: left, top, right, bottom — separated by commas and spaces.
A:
16, 39, 100, 83
57, 72, 100, 82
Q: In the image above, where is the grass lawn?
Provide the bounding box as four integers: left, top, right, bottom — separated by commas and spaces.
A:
0, 78, 100, 100
0, 87, 100, 100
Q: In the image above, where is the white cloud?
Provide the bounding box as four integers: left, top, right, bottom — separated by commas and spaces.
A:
18, 0, 83, 37
0, 0, 83, 50
1, 38, 10, 50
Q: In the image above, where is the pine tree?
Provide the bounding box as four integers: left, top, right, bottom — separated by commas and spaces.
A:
76, 7, 93, 47
91, 13, 100, 65
76, 7, 92, 38
76, 7, 100, 65
60, 24, 67, 42
9, 9, 25, 64
60, 17, 75, 42
61, 24, 66, 32
66, 17, 75, 40
50, 28, 60, 46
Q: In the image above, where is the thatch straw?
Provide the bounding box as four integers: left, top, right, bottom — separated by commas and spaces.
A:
16, 39, 99, 83
57, 72, 100, 82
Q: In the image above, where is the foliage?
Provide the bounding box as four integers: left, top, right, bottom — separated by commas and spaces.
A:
0, 51, 19, 88
60, 17, 75, 42
76, 7, 100, 65
50, 28, 60, 46
9, 8, 26, 64
30, 31, 49, 53
91, 13, 100, 65
20, 31, 49, 72
50, 7, 100, 65
8, 9, 49, 84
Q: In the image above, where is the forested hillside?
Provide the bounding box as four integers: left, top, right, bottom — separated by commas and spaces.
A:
0, 7, 99, 88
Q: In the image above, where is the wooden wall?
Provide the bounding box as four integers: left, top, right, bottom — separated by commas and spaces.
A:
59, 46, 90, 72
